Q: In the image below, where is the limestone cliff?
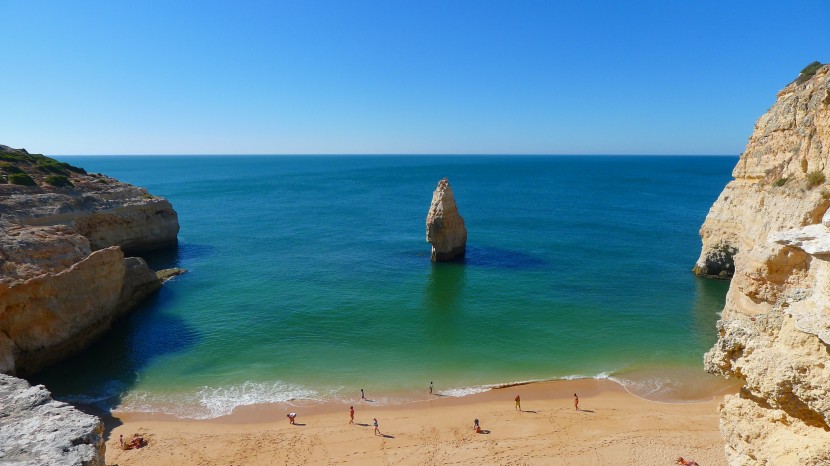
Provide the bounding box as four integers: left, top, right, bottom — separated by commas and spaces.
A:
0, 145, 180, 375
697, 64, 830, 465
0, 373, 105, 466
426, 178, 467, 261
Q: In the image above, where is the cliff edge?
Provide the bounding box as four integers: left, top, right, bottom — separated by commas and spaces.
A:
0, 145, 180, 376
697, 63, 830, 464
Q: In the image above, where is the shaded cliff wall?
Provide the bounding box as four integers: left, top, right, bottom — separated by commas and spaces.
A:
697, 65, 830, 464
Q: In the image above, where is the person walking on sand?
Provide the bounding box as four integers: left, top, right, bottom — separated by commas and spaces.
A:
574, 393, 579, 411
515, 395, 521, 411
373, 417, 380, 436
349, 406, 355, 424
287, 413, 297, 424
429, 381, 433, 396
361, 388, 365, 401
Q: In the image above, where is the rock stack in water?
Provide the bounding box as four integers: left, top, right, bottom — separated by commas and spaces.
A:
426, 178, 467, 261
695, 63, 830, 465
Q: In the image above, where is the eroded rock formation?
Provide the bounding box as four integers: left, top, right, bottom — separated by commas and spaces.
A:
0, 145, 180, 375
0, 373, 105, 466
697, 64, 830, 464
426, 178, 467, 261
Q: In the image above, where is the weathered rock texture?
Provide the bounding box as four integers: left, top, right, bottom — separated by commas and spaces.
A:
0, 373, 105, 466
697, 64, 830, 465
0, 145, 180, 376
426, 178, 467, 261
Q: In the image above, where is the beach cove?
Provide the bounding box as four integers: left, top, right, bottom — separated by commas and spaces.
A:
105, 378, 735, 465
33, 155, 737, 420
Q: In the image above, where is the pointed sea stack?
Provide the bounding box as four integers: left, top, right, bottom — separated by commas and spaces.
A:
426, 178, 467, 261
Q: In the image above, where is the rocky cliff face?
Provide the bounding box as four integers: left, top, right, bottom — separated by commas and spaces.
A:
0, 145, 179, 376
426, 178, 467, 261
697, 64, 830, 465
0, 373, 105, 466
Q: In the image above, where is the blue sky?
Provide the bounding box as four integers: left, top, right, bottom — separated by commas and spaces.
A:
1, 1, 827, 155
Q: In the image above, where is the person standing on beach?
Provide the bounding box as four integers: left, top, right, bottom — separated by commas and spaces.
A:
287, 413, 297, 424
574, 393, 579, 411
361, 388, 365, 401
429, 381, 433, 396
515, 395, 521, 411
373, 417, 380, 435
349, 406, 355, 424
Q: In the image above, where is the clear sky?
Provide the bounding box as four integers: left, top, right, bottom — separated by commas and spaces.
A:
1, 1, 827, 155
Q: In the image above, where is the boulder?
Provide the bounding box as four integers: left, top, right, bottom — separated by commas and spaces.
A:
0, 373, 105, 466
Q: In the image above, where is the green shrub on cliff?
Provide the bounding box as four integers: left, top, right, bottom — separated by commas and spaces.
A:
0, 152, 30, 163
806, 170, 826, 189
795, 61, 823, 85
8, 173, 36, 186
36, 159, 70, 175
773, 177, 789, 187
0, 162, 23, 174
0, 151, 86, 175
45, 175, 73, 187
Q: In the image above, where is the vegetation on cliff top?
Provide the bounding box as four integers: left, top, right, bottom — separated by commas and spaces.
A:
0, 145, 86, 187
794, 61, 824, 85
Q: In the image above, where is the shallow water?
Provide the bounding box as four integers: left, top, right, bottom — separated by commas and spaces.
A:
36, 155, 735, 418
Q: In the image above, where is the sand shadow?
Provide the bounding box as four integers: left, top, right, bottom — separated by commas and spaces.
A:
72, 404, 124, 442
578, 409, 595, 413
292, 423, 307, 426
432, 393, 447, 397
356, 423, 370, 427
379, 434, 395, 438
364, 399, 376, 403
520, 410, 538, 414
478, 430, 491, 434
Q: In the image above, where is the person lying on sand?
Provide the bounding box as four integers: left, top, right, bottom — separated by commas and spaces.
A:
122, 434, 145, 450
676, 457, 699, 466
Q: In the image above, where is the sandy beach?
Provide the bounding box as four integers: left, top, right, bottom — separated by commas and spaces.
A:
104, 379, 733, 465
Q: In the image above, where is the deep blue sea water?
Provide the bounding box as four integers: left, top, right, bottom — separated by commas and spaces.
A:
35, 155, 735, 418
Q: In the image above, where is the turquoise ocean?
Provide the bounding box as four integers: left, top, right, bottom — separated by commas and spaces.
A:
34, 155, 735, 418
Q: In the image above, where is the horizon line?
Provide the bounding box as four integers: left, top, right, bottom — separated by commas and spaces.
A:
49, 152, 740, 157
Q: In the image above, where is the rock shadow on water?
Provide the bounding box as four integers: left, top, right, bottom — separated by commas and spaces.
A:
29, 286, 199, 434
691, 276, 729, 344
140, 242, 214, 270
454, 244, 546, 270
423, 262, 466, 343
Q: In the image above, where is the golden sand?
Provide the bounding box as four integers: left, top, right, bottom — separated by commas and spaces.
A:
106, 378, 732, 465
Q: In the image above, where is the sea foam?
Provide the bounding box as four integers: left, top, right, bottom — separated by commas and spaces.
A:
117, 381, 322, 419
